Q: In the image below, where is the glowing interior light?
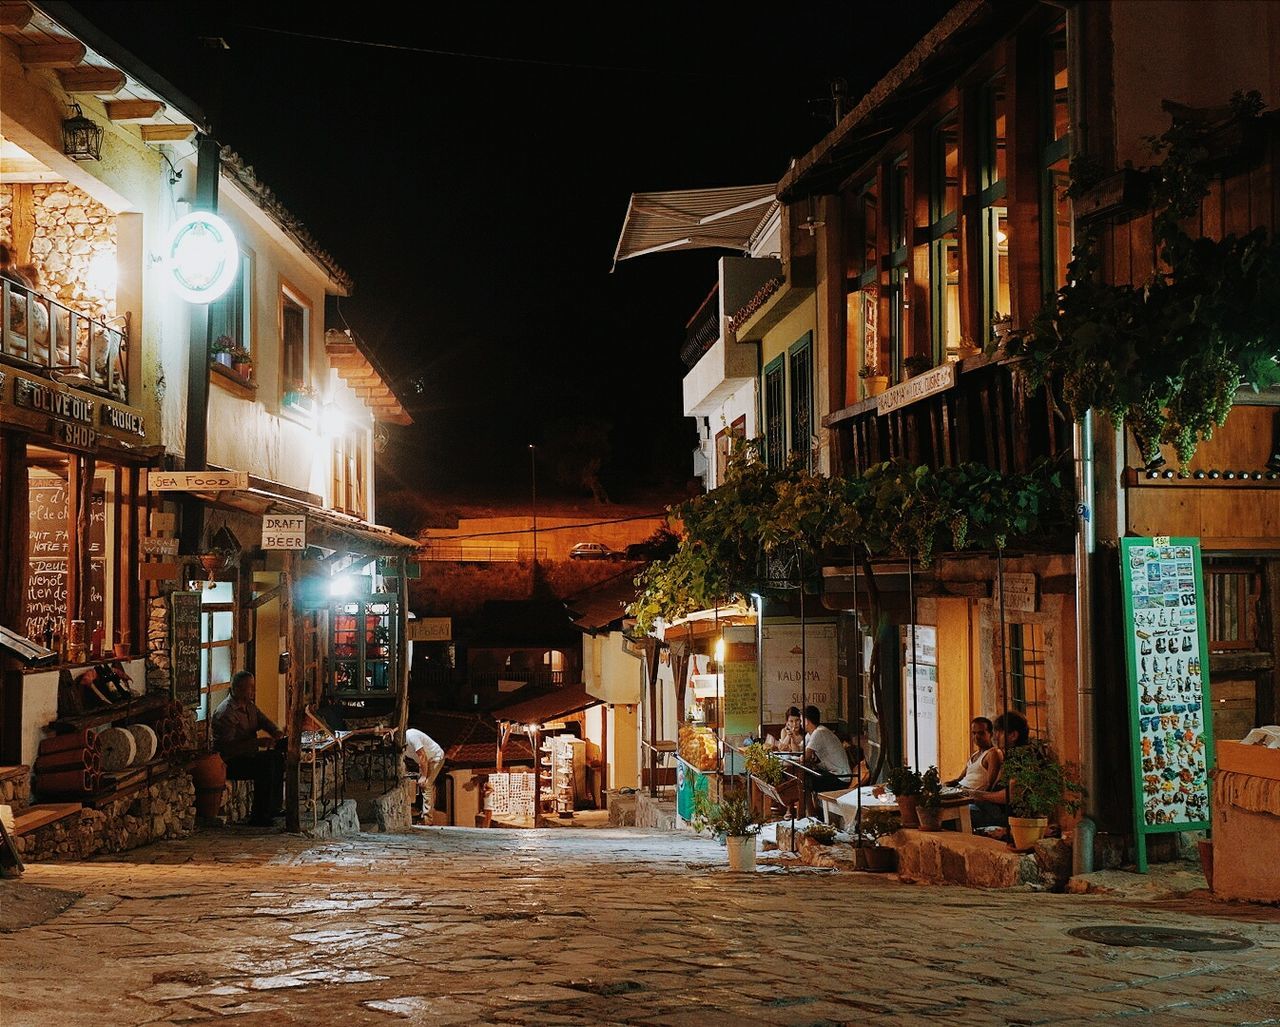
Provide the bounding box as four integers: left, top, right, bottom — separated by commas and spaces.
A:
163, 211, 239, 303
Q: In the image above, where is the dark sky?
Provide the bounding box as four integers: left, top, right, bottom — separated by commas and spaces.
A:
71, 2, 954, 504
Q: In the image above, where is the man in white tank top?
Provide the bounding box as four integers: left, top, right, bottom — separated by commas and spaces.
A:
947, 717, 1000, 792
405, 728, 445, 824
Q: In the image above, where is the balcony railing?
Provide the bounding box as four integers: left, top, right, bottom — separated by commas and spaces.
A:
680, 284, 721, 369
1, 279, 128, 402
469, 668, 570, 690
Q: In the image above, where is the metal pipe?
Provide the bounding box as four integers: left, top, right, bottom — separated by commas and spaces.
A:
1073, 412, 1098, 873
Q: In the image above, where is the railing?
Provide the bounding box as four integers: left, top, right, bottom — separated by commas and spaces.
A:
680, 283, 721, 369
469, 668, 570, 690
419, 542, 546, 563
1, 279, 128, 402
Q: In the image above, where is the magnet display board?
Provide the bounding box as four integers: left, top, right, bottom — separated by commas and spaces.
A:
1120, 537, 1214, 872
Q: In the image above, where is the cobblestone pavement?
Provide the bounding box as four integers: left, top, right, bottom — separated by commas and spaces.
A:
3, 826, 1279, 1026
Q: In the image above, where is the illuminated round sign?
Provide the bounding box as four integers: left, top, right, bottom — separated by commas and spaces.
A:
163, 211, 239, 303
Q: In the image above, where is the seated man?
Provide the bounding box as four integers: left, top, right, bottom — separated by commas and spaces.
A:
801, 705, 854, 817
947, 716, 1002, 793
211, 670, 286, 826
966, 710, 1031, 831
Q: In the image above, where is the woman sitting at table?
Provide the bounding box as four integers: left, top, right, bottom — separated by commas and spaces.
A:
767, 706, 805, 754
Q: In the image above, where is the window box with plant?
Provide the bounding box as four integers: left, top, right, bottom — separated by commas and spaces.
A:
885, 764, 923, 827
230, 346, 253, 381
283, 382, 315, 412
211, 334, 235, 368
999, 740, 1084, 850
692, 789, 763, 871
858, 363, 889, 398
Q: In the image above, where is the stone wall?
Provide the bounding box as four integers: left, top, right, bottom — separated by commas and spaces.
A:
371, 781, 413, 833
1, 766, 31, 813
635, 793, 676, 831
0, 183, 116, 322
146, 595, 172, 696
14, 770, 195, 862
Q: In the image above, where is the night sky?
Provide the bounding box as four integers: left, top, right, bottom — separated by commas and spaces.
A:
70, 2, 954, 505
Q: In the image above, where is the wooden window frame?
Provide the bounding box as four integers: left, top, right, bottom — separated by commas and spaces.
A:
278, 278, 312, 417
788, 333, 814, 470
929, 111, 962, 365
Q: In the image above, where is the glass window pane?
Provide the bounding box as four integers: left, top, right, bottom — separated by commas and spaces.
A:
932, 234, 961, 362
211, 645, 231, 685
1050, 23, 1069, 144
934, 115, 959, 221
984, 76, 1007, 190
863, 187, 878, 270
202, 581, 234, 605
891, 159, 909, 253
212, 610, 233, 641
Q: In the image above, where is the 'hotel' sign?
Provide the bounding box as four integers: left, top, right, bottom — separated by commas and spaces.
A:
875, 362, 957, 415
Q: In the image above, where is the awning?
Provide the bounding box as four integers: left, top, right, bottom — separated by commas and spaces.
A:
180, 475, 420, 558
324, 329, 412, 426
613, 185, 777, 268
493, 682, 600, 727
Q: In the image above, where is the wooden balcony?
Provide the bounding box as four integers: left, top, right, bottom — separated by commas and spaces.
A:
826, 351, 1069, 477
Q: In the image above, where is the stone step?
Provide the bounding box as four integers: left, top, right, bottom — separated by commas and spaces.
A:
13, 803, 83, 837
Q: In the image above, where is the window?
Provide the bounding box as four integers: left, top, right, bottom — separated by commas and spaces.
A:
789, 333, 814, 469
713, 415, 746, 487
331, 430, 368, 518
1006, 623, 1048, 738
211, 249, 253, 357
887, 155, 910, 381
280, 287, 310, 408
844, 178, 881, 395
1041, 20, 1072, 294
195, 580, 235, 721
980, 73, 1010, 342
929, 112, 962, 363
1207, 563, 1261, 651
764, 356, 785, 469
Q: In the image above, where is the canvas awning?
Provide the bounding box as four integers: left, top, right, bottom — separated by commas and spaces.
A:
493, 682, 600, 727
613, 185, 777, 268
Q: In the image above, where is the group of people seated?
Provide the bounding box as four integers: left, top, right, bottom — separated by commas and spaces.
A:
758, 705, 1032, 832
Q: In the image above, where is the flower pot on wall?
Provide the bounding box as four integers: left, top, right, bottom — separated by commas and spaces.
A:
896, 794, 919, 828
1009, 816, 1049, 850
864, 375, 889, 398
916, 806, 943, 832
213, 351, 233, 367
191, 752, 227, 819
233, 362, 252, 379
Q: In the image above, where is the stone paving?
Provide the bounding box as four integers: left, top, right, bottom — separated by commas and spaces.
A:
2, 825, 1279, 1026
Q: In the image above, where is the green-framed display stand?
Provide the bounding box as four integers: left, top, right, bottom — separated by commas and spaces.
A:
1120, 537, 1215, 871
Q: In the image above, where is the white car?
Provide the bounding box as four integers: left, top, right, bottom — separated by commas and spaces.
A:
569, 542, 614, 560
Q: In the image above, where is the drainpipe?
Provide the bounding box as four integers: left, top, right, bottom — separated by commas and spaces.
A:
1073, 412, 1097, 875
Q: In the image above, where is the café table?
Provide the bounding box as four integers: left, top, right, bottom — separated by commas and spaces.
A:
821, 784, 974, 833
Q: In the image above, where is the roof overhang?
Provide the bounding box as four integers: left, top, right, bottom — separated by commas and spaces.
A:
613, 185, 777, 268
325, 329, 411, 425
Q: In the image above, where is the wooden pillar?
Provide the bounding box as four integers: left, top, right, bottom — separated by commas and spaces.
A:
0, 431, 29, 763
283, 553, 302, 832
76, 454, 95, 627
395, 554, 410, 740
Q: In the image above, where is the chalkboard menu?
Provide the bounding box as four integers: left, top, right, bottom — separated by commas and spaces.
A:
722, 626, 758, 742
1120, 536, 1215, 872
26, 477, 105, 641
170, 591, 202, 709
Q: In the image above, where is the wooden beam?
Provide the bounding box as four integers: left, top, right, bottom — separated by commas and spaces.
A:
18, 41, 85, 68
0, 3, 33, 30
105, 99, 165, 123
140, 123, 196, 143
57, 66, 127, 95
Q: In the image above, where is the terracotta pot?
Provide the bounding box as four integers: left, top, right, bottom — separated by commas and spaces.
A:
895, 794, 920, 828
864, 375, 889, 397
725, 834, 757, 871
1197, 838, 1213, 891
191, 752, 227, 818
233, 362, 252, 379
916, 806, 943, 832
1009, 815, 1049, 850
198, 553, 227, 578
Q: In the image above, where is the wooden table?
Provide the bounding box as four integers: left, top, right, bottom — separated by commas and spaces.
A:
820, 785, 974, 833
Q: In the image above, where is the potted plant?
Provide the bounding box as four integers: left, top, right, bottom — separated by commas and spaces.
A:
885, 765, 922, 827
230, 346, 253, 380
903, 354, 934, 379
692, 789, 763, 871
999, 740, 1085, 850
284, 382, 314, 409
211, 334, 235, 367
859, 364, 889, 398
853, 807, 901, 871
743, 742, 785, 788
916, 766, 944, 831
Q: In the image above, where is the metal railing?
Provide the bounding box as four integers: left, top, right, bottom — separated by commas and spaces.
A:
470, 668, 569, 690
2, 279, 128, 402
680, 284, 721, 369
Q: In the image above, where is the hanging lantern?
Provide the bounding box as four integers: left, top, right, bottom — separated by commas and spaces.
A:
62, 103, 103, 162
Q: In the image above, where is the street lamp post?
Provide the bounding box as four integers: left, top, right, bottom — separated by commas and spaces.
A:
529, 443, 538, 580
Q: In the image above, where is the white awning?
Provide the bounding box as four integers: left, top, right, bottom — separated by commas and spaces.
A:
612, 185, 777, 268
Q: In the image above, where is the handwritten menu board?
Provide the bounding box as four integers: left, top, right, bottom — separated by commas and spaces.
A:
722, 626, 759, 741
1120, 537, 1215, 872
25, 478, 105, 641
170, 591, 202, 709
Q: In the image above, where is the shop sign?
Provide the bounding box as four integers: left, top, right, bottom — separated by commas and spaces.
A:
261, 514, 306, 550
760, 621, 838, 724
147, 470, 249, 491
54, 420, 96, 452
876, 361, 957, 415
995, 572, 1038, 613
141, 535, 180, 557
1120, 536, 1214, 871
100, 405, 145, 437
163, 211, 240, 304
14, 377, 94, 423
170, 591, 202, 709
406, 617, 451, 642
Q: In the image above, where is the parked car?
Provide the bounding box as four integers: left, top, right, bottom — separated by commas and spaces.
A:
569, 541, 615, 560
